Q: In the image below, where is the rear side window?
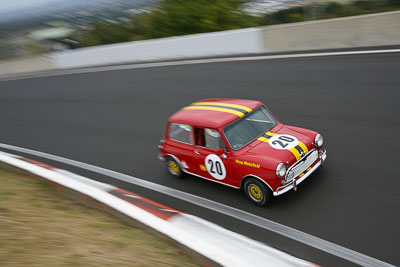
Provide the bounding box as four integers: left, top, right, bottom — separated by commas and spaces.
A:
169, 123, 193, 145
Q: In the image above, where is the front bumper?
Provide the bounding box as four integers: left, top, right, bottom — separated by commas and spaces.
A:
158, 153, 166, 161
273, 149, 327, 196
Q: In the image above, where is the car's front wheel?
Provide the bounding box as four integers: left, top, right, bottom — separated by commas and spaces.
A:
244, 178, 272, 206
166, 156, 183, 178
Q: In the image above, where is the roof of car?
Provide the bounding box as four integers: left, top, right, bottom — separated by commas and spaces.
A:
168, 98, 263, 128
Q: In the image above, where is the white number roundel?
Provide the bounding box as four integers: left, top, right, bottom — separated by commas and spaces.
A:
205, 154, 226, 180
269, 134, 299, 150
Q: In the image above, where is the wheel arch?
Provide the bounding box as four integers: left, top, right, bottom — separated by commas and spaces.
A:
166, 154, 184, 169
240, 175, 274, 193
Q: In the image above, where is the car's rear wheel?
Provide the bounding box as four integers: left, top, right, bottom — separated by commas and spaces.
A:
244, 178, 272, 206
166, 156, 183, 178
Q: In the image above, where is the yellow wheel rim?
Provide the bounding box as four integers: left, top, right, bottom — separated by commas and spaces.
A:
168, 161, 180, 174
249, 185, 262, 200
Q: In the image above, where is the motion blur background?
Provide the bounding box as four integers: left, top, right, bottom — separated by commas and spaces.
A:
1, 1, 400, 266
1, 0, 399, 60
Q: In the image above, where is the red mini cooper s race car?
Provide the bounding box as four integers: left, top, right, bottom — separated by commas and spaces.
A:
158, 99, 326, 206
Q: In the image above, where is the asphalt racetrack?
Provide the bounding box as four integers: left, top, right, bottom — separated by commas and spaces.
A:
1, 51, 399, 266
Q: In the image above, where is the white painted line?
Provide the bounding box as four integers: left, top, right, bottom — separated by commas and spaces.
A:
1, 48, 399, 82
0, 142, 395, 267
124, 194, 141, 199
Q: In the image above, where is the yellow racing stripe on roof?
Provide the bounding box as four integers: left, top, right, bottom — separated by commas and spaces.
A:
298, 141, 309, 154
289, 147, 301, 161
266, 131, 278, 136
183, 106, 245, 117
257, 136, 270, 143
192, 102, 252, 113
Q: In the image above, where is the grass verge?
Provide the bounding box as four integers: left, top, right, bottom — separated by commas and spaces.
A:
0, 165, 199, 266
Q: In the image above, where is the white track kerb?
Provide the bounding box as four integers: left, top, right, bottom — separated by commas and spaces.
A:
0, 150, 313, 267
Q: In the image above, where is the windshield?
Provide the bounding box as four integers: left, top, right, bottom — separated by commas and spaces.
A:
223, 106, 277, 150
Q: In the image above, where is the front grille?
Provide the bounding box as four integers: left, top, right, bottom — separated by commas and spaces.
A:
286, 149, 318, 182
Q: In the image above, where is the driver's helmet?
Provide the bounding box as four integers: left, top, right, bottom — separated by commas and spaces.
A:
205, 129, 220, 138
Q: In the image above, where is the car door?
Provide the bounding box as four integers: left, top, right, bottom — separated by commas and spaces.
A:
192, 128, 239, 186
165, 122, 198, 171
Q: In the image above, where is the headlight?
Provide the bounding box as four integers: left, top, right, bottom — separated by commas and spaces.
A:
314, 134, 323, 147
276, 163, 286, 178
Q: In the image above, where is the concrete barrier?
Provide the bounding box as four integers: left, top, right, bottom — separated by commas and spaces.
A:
0, 11, 399, 75
260, 10, 400, 52
53, 28, 263, 69
0, 56, 56, 76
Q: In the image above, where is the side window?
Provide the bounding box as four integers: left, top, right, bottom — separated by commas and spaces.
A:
195, 128, 225, 150
169, 123, 193, 145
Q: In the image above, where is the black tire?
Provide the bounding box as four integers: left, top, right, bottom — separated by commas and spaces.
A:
166, 156, 184, 178
243, 178, 272, 206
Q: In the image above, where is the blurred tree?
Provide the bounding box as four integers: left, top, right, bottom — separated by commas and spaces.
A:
263, 7, 305, 24
0, 42, 11, 60
262, 0, 400, 25
25, 40, 48, 56
77, 22, 135, 47
140, 0, 258, 39
353, 1, 376, 11
325, 2, 343, 15
74, 0, 259, 47
389, 0, 400, 6
73, 0, 400, 48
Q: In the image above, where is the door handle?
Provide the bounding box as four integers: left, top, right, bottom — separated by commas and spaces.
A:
194, 150, 200, 155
